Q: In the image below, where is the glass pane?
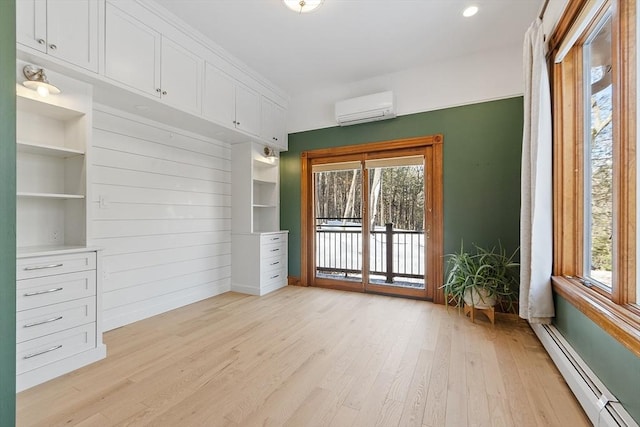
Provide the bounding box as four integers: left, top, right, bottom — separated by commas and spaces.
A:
314, 167, 362, 282
368, 163, 425, 289
584, 14, 613, 290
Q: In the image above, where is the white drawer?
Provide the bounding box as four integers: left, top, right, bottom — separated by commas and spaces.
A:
261, 241, 286, 258
260, 233, 286, 245
261, 266, 286, 286
17, 252, 97, 280
17, 323, 96, 375
17, 270, 96, 312
261, 255, 285, 274
17, 297, 96, 344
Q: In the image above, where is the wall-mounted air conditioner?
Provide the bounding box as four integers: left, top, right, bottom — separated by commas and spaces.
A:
335, 91, 396, 126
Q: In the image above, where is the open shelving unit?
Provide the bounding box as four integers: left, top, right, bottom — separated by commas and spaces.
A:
231, 142, 288, 296
16, 82, 91, 254
251, 157, 279, 233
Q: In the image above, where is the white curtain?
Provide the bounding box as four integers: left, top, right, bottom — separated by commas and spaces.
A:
520, 18, 554, 324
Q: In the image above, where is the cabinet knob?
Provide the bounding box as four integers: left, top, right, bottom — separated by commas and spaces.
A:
37, 38, 45, 45
232, 120, 236, 124
162, 90, 167, 95
49, 44, 57, 50
236, 122, 240, 126
156, 88, 161, 93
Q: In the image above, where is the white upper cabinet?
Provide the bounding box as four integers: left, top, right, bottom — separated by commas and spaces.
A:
104, 3, 161, 98
16, 0, 99, 72
260, 97, 288, 151
16, 0, 288, 149
161, 37, 202, 115
104, 2, 202, 114
203, 62, 260, 137
203, 63, 235, 126
235, 84, 261, 137
16, 0, 46, 53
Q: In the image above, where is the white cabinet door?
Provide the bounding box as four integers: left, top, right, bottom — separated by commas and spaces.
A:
161, 37, 202, 115
46, 0, 99, 72
272, 102, 288, 150
260, 97, 288, 150
235, 84, 260, 137
16, 0, 47, 52
260, 97, 275, 144
16, 0, 98, 72
203, 63, 236, 128
104, 2, 161, 97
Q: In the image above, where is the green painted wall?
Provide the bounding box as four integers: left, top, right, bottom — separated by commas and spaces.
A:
281, 97, 524, 280
554, 294, 640, 422
0, 0, 16, 424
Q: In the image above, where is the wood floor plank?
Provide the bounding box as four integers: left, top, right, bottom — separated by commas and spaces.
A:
16, 286, 589, 427
422, 312, 452, 427
398, 349, 434, 427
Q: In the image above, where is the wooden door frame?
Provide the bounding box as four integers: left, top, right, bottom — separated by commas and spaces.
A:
300, 135, 444, 302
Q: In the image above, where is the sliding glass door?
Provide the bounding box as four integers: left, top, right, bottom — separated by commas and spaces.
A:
365, 156, 426, 296
313, 161, 364, 291
307, 145, 437, 299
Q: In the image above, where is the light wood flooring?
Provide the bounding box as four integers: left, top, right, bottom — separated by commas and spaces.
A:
17, 286, 589, 426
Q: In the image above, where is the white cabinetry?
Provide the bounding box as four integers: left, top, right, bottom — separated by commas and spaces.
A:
104, 2, 202, 114
232, 233, 288, 296
260, 97, 288, 151
203, 62, 261, 137
16, 249, 105, 391
15, 67, 105, 391
16, 0, 99, 72
231, 142, 288, 295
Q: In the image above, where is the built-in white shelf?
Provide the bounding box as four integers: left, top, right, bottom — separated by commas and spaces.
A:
17, 141, 85, 158
253, 158, 277, 167
17, 192, 85, 200
16, 95, 84, 121
253, 204, 277, 208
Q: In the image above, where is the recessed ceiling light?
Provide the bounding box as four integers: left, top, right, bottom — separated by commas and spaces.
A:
463, 5, 479, 17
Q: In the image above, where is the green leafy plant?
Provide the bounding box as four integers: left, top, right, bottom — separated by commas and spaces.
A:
441, 243, 520, 313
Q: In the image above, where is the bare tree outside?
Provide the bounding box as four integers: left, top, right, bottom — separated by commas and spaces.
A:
586, 15, 613, 288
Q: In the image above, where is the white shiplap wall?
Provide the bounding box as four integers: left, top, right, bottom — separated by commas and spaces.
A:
91, 106, 232, 331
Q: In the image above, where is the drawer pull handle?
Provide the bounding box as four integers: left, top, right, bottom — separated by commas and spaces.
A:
270, 237, 280, 241
270, 248, 280, 252
24, 287, 64, 297
24, 316, 63, 328
270, 261, 280, 266
23, 344, 63, 360
24, 263, 63, 271
270, 274, 280, 279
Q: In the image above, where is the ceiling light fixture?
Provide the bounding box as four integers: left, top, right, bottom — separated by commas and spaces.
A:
462, 5, 479, 17
22, 65, 60, 97
283, 0, 324, 14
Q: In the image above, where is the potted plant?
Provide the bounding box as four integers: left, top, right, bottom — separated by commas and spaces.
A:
441, 243, 519, 314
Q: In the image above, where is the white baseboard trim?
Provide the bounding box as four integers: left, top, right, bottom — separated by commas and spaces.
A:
531, 323, 638, 427
230, 283, 260, 296
231, 281, 287, 296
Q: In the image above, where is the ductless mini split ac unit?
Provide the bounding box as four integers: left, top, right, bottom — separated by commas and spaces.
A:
335, 91, 397, 126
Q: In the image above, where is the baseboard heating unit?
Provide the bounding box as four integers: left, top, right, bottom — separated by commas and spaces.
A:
530, 323, 638, 427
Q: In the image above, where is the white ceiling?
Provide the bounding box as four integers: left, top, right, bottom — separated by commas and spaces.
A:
153, 0, 543, 98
